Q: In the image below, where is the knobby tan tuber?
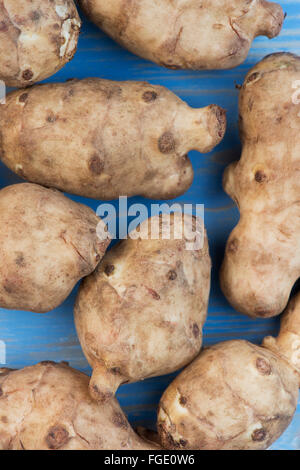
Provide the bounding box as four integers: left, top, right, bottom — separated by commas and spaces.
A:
157, 291, 300, 450
0, 361, 160, 450
78, 0, 284, 70
0, 0, 81, 88
74, 214, 211, 402
0, 78, 226, 200
0, 183, 109, 313
220, 52, 300, 318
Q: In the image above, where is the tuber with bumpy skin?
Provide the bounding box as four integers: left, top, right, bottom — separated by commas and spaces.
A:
157, 292, 300, 450
0, 78, 226, 200
74, 213, 211, 402
0, 362, 160, 450
0, 0, 81, 88
220, 52, 300, 318
0, 183, 109, 313
78, 0, 284, 70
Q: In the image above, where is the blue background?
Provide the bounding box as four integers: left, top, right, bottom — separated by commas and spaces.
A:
0, 0, 299, 450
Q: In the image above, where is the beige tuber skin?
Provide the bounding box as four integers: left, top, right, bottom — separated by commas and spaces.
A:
0, 0, 81, 88
74, 214, 211, 402
0, 361, 160, 450
220, 52, 300, 318
78, 0, 284, 70
0, 183, 109, 313
0, 78, 226, 200
157, 292, 300, 450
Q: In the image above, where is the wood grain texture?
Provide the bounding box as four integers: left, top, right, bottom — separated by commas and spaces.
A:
0, 0, 299, 451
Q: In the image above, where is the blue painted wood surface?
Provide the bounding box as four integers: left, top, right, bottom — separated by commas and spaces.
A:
0, 0, 299, 451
